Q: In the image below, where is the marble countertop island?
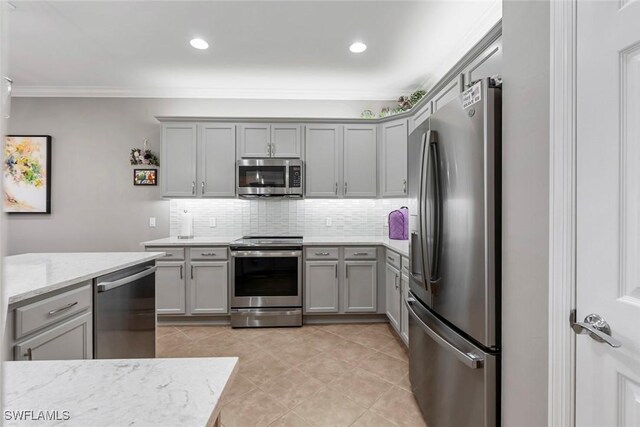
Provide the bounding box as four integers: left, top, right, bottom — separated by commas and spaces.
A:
3, 357, 238, 427
4, 252, 165, 305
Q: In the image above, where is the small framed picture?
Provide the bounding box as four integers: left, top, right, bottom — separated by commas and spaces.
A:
133, 169, 157, 186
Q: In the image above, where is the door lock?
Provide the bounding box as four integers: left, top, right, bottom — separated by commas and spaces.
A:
571, 311, 621, 348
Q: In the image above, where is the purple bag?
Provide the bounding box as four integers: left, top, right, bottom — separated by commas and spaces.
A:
388, 206, 409, 240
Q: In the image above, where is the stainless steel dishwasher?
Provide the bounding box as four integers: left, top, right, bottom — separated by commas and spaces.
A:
94, 261, 156, 359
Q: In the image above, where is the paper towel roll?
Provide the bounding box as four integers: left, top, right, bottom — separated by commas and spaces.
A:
179, 210, 193, 239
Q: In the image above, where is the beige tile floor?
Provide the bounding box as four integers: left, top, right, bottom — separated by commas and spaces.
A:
157, 323, 427, 427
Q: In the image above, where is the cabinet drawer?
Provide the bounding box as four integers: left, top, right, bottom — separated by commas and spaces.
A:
148, 247, 184, 261
385, 250, 401, 269
15, 284, 92, 340
305, 247, 340, 260
189, 247, 228, 261
344, 247, 377, 260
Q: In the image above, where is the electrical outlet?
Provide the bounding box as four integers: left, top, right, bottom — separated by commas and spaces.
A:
326, 217, 332, 227
209, 218, 217, 228
149, 217, 156, 228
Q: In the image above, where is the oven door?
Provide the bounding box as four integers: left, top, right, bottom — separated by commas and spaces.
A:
231, 250, 302, 308
237, 160, 289, 196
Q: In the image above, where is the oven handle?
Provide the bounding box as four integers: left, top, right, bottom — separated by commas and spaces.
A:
231, 250, 302, 258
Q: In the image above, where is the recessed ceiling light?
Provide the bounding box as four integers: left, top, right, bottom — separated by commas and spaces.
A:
349, 42, 367, 53
190, 38, 209, 50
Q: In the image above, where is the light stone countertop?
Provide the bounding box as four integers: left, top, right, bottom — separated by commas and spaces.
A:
4, 252, 165, 305
3, 357, 238, 427
143, 235, 409, 257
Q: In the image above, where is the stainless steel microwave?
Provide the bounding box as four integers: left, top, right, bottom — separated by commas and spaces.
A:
236, 159, 303, 198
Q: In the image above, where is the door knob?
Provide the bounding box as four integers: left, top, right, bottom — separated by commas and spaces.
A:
571, 313, 622, 348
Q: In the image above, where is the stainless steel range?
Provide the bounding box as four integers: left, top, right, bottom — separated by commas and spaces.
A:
230, 236, 303, 327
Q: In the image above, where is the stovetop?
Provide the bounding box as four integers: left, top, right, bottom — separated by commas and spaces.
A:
231, 235, 303, 247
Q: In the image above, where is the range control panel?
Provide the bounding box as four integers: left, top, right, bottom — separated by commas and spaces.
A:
289, 166, 302, 188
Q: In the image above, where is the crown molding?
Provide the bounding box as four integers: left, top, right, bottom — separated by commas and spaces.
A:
10, 85, 402, 101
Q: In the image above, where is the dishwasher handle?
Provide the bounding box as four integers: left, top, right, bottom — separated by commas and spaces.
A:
97, 266, 157, 292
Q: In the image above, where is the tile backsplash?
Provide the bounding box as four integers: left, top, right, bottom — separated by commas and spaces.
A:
169, 198, 408, 237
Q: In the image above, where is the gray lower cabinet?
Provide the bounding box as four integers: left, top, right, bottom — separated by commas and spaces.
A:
14, 312, 92, 361
156, 261, 187, 315
400, 272, 409, 345
305, 261, 339, 313
343, 261, 377, 312
190, 262, 228, 314
343, 124, 377, 197
380, 119, 408, 197
161, 123, 198, 197
305, 124, 342, 197
385, 262, 401, 333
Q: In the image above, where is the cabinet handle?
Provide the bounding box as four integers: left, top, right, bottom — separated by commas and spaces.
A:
335, 182, 338, 195
191, 265, 194, 279
353, 252, 368, 256
191, 181, 196, 195
48, 301, 78, 316
335, 265, 338, 278
201, 252, 217, 256
316, 252, 330, 256
180, 265, 183, 279
346, 266, 349, 279
388, 256, 394, 262
267, 143, 271, 157
164, 253, 174, 257
201, 181, 205, 194
24, 348, 33, 361
344, 182, 348, 195
395, 274, 399, 289
403, 179, 407, 193
271, 143, 275, 156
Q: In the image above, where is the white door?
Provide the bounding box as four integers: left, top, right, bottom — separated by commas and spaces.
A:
576, 1, 640, 425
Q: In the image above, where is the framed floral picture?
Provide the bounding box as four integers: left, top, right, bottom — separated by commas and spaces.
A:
3, 135, 52, 214
133, 169, 157, 186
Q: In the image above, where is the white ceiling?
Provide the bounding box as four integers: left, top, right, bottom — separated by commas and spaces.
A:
7, 0, 501, 100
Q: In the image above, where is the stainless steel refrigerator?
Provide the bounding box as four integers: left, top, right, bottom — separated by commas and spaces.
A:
407, 78, 501, 427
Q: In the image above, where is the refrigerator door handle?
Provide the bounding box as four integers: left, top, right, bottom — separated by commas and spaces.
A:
406, 297, 484, 369
419, 132, 432, 286
429, 140, 443, 283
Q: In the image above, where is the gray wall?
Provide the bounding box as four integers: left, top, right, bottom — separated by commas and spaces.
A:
501, 1, 550, 426
6, 97, 392, 255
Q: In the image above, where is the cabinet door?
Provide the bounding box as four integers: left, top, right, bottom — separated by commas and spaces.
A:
463, 38, 502, 87
432, 76, 463, 112
385, 263, 401, 332
162, 123, 197, 197
199, 124, 236, 197
14, 312, 92, 361
409, 101, 432, 133
239, 123, 270, 158
156, 261, 186, 315
305, 261, 339, 313
190, 262, 228, 315
381, 119, 408, 197
271, 124, 301, 158
344, 261, 377, 313
343, 124, 377, 197
400, 273, 409, 345
305, 124, 341, 197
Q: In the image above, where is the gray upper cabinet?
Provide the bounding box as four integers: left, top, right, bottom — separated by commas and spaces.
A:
238, 123, 302, 158
271, 124, 302, 158
343, 261, 377, 313
162, 123, 197, 197
305, 261, 339, 313
432, 76, 463, 112
305, 124, 341, 197
199, 124, 236, 197
238, 123, 271, 158
343, 124, 377, 197
409, 101, 432, 134
156, 261, 186, 315
190, 262, 228, 315
380, 119, 408, 197
463, 38, 502, 87
14, 312, 92, 361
